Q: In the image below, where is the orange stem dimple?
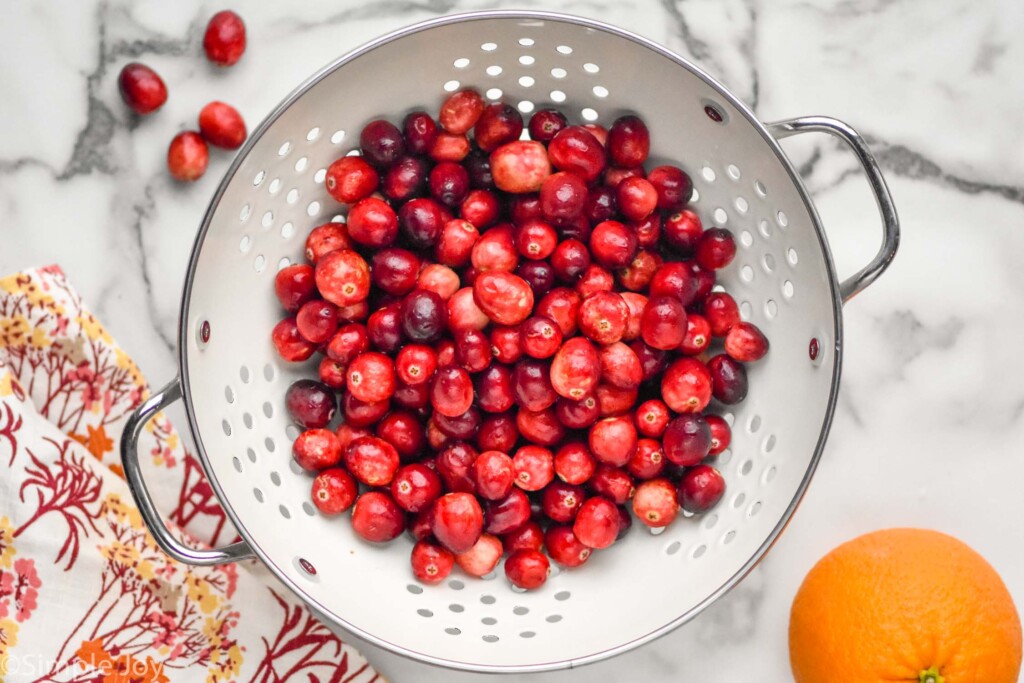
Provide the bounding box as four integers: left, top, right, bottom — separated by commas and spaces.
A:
919, 667, 944, 683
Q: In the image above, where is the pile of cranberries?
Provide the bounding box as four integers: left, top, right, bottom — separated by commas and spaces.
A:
271, 89, 769, 590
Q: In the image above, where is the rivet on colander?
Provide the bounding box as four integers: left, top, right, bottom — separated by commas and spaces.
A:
298, 558, 317, 575
809, 338, 820, 361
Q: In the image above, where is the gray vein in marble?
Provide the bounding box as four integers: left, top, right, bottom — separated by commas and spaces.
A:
277, 0, 459, 34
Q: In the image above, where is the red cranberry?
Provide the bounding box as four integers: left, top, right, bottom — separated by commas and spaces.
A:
554, 442, 596, 485
633, 214, 662, 249
311, 468, 357, 515
604, 165, 645, 188
539, 481, 584, 523
431, 365, 474, 417
558, 215, 592, 243
512, 445, 554, 492
484, 488, 531, 535
550, 337, 601, 400
586, 186, 617, 224
410, 505, 435, 541
376, 410, 426, 460
474, 103, 524, 152
599, 342, 642, 390
453, 328, 491, 373
607, 115, 650, 167
662, 358, 713, 413
575, 264, 615, 298
274, 264, 316, 312
725, 322, 769, 362
635, 399, 670, 438
399, 197, 447, 249
516, 407, 565, 446
400, 289, 447, 342
548, 126, 606, 182
431, 492, 484, 554
705, 414, 732, 455
167, 132, 208, 181
344, 436, 400, 486
632, 479, 679, 528
434, 406, 482, 441
430, 132, 471, 162
540, 171, 588, 222
318, 358, 346, 389
662, 414, 712, 466
555, 395, 600, 429
708, 354, 748, 404
347, 197, 398, 248
573, 496, 619, 549
436, 219, 479, 267
520, 316, 562, 359
304, 222, 352, 264
615, 505, 633, 539
536, 288, 582, 337
118, 63, 167, 115
366, 303, 403, 353
336, 301, 369, 323
393, 380, 429, 410
545, 526, 591, 568
515, 220, 558, 261
295, 300, 338, 344
343, 392, 390, 428
403, 111, 439, 155
473, 271, 534, 325
649, 262, 699, 307
460, 189, 501, 228
551, 239, 591, 282
382, 155, 427, 202
315, 249, 370, 307
369, 249, 419, 296
490, 140, 552, 193
505, 549, 550, 590
595, 384, 638, 417
436, 442, 478, 493
429, 161, 470, 207
285, 379, 336, 428
476, 364, 515, 413
630, 340, 667, 381
477, 413, 519, 453
695, 228, 737, 270
704, 292, 741, 336
336, 424, 371, 451
680, 313, 712, 355
391, 463, 442, 512
616, 177, 658, 222
198, 101, 246, 149
663, 210, 703, 254
504, 520, 545, 553
417, 264, 460, 300
589, 220, 638, 270
620, 292, 648, 341
628, 438, 666, 480
343, 351, 394, 403
472, 450, 515, 500
647, 165, 693, 211
509, 193, 543, 225
360, 120, 405, 167
351, 491, 405, 543
588, 416, 638, 467
618, 250, 660, 292
640, 296, 687, 350
448, 287, 490, 331
439, 89, 485, 134
293, 428, 342, 471
455, 534, 503, 577
472, 224, 519, 272
589, 465, 635, 505
411, 540, 455, 585
578, 291, 629, 345
512, 359, 557, 411
203, 10, 246, 66
678, 465, 726, 513
516, 260, 555, 296
528, 108, 568, 142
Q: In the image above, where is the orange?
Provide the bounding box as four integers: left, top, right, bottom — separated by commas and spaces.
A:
789, 528, 1021, 683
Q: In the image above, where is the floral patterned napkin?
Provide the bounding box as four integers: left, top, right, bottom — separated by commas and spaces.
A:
0, 266, 382, 683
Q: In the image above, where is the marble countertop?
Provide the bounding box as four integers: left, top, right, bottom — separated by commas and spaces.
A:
3, 0, 1023, 680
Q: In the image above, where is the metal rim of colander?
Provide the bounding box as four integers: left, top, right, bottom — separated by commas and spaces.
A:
174, 10, 845, 673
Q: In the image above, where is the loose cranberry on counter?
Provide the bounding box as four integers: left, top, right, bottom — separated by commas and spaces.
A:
455, 533, 503, 577
167, 132, 208, 181
274, 264, 316, 312
545, 525, 591, 567
203, 10, 245, 66
708, 353, 749, 404
573, 496, 619, 549
632, 478, 679, 528
411, 540, 455, 584
311, 468, 357, 515
725, 322, 770, 362
351, 491, 405, 543
505, 549, 550, 590
705, 414, 732, 455
292, 428, 342, 471
678, 465, 726, 513
285, 379, 336, 429
198, 101, 246, 149
118, 63, 167, 115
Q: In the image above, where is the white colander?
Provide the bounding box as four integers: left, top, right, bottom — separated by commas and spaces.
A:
120, 10, 898, 673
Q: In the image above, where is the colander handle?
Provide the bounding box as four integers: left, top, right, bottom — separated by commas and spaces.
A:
767, 116, 900, 303
120, 378, 255, 566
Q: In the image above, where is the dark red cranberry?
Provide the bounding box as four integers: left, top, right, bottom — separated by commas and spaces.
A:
616, 177, 658, 222
706, 414, 732, 455
586, 186, 617, 224
346, 352, 396, 403
557, 214, 592, 242
551, 239, 591, 282
540, 171, 588, 222
304, 222, 352, 264
549, 337, 601, 400
409, 505, 435, 541
663, 210, 703, 254
589, 220, 638, 270
400, 289, 447, 342
516, 260, 555, 296
460, 189, 501, 228
360, 119, 405, 167
472, 271, 534, 325
295, 300, 338, 344
344, 436, 400, 486
376, 410, 426, 460
429, 161, 470, 207
369, 248, 420, 297
678, 465, 726, 513
662, 414, 712, 466
434, 406, 482, 441
325, 156, 379, 204
725, 322, 769, 362
285, 379, 336, 429
589, 465, 635, 505
640, 296, 687, 350
578, 291, 629, 345
118, 63, 167, 115
509, 193, 543, 225
603, 165, 645, 188
439, 89, 485, 134
635, 399, 670, 438
382, 155, 428, 202
477, 412, 519, 453
573, 497, 619, 549
464, 149, 494, 188
453, 328, 491, 373
167, 132, 208, 181
696, 227, 737, 270
512, 359, 557, 411
545, 526, 591, 567
647, 165, 693, 211
505, 549, 549, 590
555, 395, 600, 429
649, 262, 699, 307
528, 108, 568, 142
588, 416, 638, 467
633, 478, 678, 528
607, 115, 650, 167
366, 303, 403, 353
514, 219, 558, 261
430, 365, 474, 417
393, 380, 429, 410
203, 10, 246, 66
435, 441, 478, 493
274, 264, 316, 312
455, 534, 503, 577
474, 103, 524, 152
403, 111, 439, 156
599, 342, 642, 390
633, 214, 662, 249
311, 468, 357, 514
347, 197, 399, 248
292, 428, 342, 471
630, 340, 667, 381
516, 407, 565, 446
391, 463, 442, 512
342, 392, 389, 428
553, 442, 596, 485
708, 354, 748, 404
484, 488, 531, 535
472, 450, 515, 500
680, 313, 712, 355
472, 224, 519, 272
628, 438, 666, 480
503, 520, 545, 553
411, 540, 455, 585
351, 491, 405, 543
399, 197, 448, 249
618, 250, 660, 292
540, 481, 585, 523
548, 126, 606, 182
703, 292, 741, 336
520, 316, 562, 359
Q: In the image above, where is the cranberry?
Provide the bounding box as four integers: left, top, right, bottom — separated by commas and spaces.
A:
662, 358, 713, 413
647, 166, 693, 211
575, 264, 615, 298
649, 262, 699, 307
460, 189, 501, 228
551, 239, 591, 282
678, 465, 726, 513
545, 526, 591, 568
274, 264, 316, 312
630, 340, 667, 381
203, 10, 246, 66
618, 250, 660, 292
528, 109, 568, 142
455, 533, 503, 577
403, 111, 439, 155
429, 161, 470, 207
411, 540, 455, 585
516, 407, 565, 446
472, 224, 519, 272
512, 445, 554, 492
515, 220, 558, 261
436, 219, 479, 267
418, 264, 460, 301
285, 379, 336, 428
478, 412, 519, 453
431, 492, 484, 553
695, 228, 737, 270
599, 342, 642, 390
367, 303, 403, 353
616, 177, 658, 222
336, 301, 369, 323
376, 411, 426, 460
198, 101, 246, 149
555, 395, 600, 429
663, 210, 703, 254
399, 197, 447, 249
632, 479, 678, 528
368, 249, 418, 296
708, 354, 748, 404
318, 358, 346, 389
520, 316, 562, 359
436, 442, 478, 493
505, 549, 550, 590
342, 392, 389, 428
703, 292, 741, 336
292, 428, 342, 471
590, 220, 638, 270
641, 296, 687, 350
410, 505, 435, 541
453, 329, 490, 373
383, 156, 425, 203
484, 488, 531, 535
311, 468, 357, 515
343, 436, 399, 486
705, 414, 732, 455
615, 505, 633, 540
118, 62, 168, 115
391, 463, 442, 512
725, 322, 769, 362
434, 406, 482, 441
512, 359, 557, 411
554, 442, 596, 485
635, 399, 670, 438
595, 384, 639, 417
447, 287, 490, 331
510, 194, 543, 225
550, 336, 601, 400
474, 364, 514, 413
680, 313, 712, 355
430, 132, 471, 162
393, 380, 429, 410
474, 103, 524, 152
296, 300, 338, 344
586, 186, 617, 224
573, 496, 619, 549
589, 465, 635, 505
628, 438, 666, 480
439, 89, 485, 134
473, 271, 534, 325
347, 197, 398, 248
343, 352, 394, 403
504, 520, 545, 553
516, 260, 555, 296
490, 141, 552, 193
620, 292, 648, 341
662, 414, 712, 466
604, 166, 645, 188
315, 249, 370, 307
588, 416, 638, 466
548, 126, 606, 182
400, 289, 447, 342
430, 365, 474, 417
633, 214, 662, 249
578, 291, 629, 345
360, 120, 405, 167
351, 491, 405, 543
540, 171, 588, 222
607, 115, 650, 167
304, 222, 352, 264
472, 450, 515, 500
693, 264, 719, 302
167, 132, 208, 181
336, 424, 372, 451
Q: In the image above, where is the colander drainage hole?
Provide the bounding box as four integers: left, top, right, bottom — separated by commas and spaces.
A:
783, 280, 795, 299
581, 108, 598, 122
739, 300, 752, 319
483, 635, 499, 643
277, 257, 290, 271
302, 502, 315, 517
727, 164, 741, 180
480, 595, 496, 605
242, 412, 253, 429
749, 415, 762, 433
740, 459, 753, 476
306, 126, 320, 141
546, 614, 562, 623
221, 420, 232, 436
749, 501, 763, 517
754, 179, 767, 196
406, 584, 423, 595
766, 299, 778, 318
723, 530, 736, 545
448, 579, 464, 590
740, 229, 753, 247
776, 210, 789, 227
763, 465, 778, 484
733, 492, 747, 509
764, 434, 777, 453
701, 166, 716, 182
443, 79, 460, 92
330, 130, 346, 144
550, 67, 567, 78
264, 437, 276, 453
232, 457, 242, 473
270, 471, 281, 486
692, 544, 707, 559
418, 609, 433, 618
704, 513, 719, 530
453, 57, 470, 68
261, 211, 274, 228
513, 606, 529, 615
666, 541, 681, 555
279, 505, 290, 519
449, 604, 464, 613
263, 402, 273, 418
554, 591, 571, 601
263, 364, 275, 382
713, 207, 728, 224
247, 447, 257, 463
482, 617, 497, 625
550, 90, 566, 103
445, 628, 461, 636
240, 366, 250, 383
520, 631, 536, 639
278, 141, 292, 156
224, 386, 234, 403
253, 488, 264, 503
